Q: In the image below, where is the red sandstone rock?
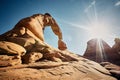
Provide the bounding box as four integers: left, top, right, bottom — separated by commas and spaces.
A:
83, 39, 111, 63
83, 38, 120, 66
111, 38, 120, 65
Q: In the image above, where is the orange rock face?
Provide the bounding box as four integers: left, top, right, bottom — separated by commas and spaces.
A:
0, 41, 26, 56
0, 13, 69, 65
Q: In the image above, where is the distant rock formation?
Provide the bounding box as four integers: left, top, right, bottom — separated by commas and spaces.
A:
0, 14, 117, 80
83, 38, 111, 63
111, 38, 120, 65
83, 38, 120, 66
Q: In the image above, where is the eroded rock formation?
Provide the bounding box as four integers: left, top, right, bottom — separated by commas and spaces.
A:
83, 39, 111, 63
0, 14, 117, 80
0, 13, 69, 65
111, 38, 120, 65
83, 38, 120, 66
0, 55, 21, 66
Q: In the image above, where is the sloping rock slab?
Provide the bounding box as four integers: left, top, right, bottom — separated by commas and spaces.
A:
0, 59, 117, 80
101, 62, 120, 79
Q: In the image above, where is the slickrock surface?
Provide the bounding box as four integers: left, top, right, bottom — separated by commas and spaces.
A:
0, 57, 117, 80
101, 62, 120, 79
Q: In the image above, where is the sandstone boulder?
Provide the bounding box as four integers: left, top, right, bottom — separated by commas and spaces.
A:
58, 39, 67, 50
22, 52, 43, 63
0, 55, 21, 66
6, 34, 36, 51
0, 41, 26, 56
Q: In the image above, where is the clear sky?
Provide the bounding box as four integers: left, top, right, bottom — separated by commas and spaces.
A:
0, 0, 120, 55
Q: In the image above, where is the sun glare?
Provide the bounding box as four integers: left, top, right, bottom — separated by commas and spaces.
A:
88, 22, 109, 39
87, 21, 110, 62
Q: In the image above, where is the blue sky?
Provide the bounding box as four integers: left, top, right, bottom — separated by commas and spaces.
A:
0, 0, 120, 55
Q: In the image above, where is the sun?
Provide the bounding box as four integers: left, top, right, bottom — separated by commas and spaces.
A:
88, 21, 110, 39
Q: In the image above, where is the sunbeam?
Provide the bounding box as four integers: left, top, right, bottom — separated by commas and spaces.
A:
96, 39, 107, 62
96, 39, 104, 62
100, 40, 108, 61
85, 0, 109, 62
